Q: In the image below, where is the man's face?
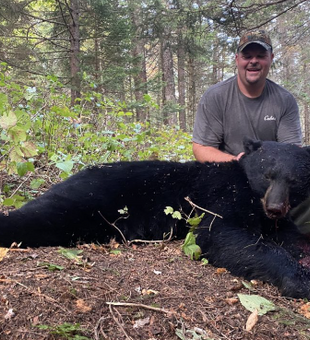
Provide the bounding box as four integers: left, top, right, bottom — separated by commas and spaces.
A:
235, 44, 274, 87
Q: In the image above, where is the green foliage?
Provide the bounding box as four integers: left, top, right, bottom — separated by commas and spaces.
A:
38, 262, 64, 271
36, 322, 91, 340
165, 206, 203, 260
164, 206, 182, 220
238, 294, 277, 316
58, 248, 83, 261
0, 72, 193, 205
182, 231, 201, 260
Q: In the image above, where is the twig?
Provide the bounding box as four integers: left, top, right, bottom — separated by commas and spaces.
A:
128, 227, 174, 245
244, 234, 264, 249
9, 173, 33, 198
98, 211, 174, 246
106, 301, 175, 316
108, 303, 133, 340
94, 316, 109, 340
98, 211, 128, 245
184, 196, 223, 219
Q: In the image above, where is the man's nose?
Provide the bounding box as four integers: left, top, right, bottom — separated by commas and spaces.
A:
249, 57, 259, 63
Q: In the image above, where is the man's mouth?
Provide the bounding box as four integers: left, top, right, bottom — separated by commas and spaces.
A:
247, 69, 260, 73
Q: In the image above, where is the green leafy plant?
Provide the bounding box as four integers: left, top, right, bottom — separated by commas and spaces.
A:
37, 262, 64, 271
58, 248, 84, 265
0, 73, 193, 206
36, 322, 91, 340
164, 205, 205, 261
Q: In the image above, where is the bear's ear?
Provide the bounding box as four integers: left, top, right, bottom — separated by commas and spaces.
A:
243, 137, 262, 154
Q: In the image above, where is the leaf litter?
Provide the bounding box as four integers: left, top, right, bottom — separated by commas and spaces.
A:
0, 241, 310, 339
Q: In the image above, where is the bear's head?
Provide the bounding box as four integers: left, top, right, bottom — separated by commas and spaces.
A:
240, 139, 310, 220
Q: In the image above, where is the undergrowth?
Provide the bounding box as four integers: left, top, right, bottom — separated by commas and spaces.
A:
0, 64, 193, 207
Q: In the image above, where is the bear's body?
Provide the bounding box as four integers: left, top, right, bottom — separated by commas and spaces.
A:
1, 139, 310, 299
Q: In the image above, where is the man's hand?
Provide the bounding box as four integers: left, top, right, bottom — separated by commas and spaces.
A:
193, 142, 244, 163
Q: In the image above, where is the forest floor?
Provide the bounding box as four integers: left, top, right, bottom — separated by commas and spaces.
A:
0, 240, 310, 340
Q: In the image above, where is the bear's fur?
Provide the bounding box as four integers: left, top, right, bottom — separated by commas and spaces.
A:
1, 139, 310, 299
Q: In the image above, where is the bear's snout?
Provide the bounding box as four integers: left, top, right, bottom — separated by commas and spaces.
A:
261, 181, 290, 220
264, 201, 289, 219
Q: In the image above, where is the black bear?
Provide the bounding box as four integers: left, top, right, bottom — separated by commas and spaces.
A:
0, 139, 310, 299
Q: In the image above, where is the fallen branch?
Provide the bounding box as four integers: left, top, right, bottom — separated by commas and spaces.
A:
106, 301, 175, 316
108, 304, 133, 340
128, 227, 174, 245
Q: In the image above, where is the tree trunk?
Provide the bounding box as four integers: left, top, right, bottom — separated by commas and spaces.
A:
130, 1, 147, 121
69, 0, 81, 107
177, 35, 186, 131
161, 36, 177, 126
187, 56, 196, 131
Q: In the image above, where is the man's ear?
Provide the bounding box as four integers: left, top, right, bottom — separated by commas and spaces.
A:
243, 137, 262, 155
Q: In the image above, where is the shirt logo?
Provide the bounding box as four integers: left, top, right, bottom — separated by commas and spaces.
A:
264, 115, 276, 121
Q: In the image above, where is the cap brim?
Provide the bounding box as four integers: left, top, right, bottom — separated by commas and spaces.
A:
238, 41, 272, 52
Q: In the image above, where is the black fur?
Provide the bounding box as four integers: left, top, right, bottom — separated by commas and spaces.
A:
1, 139, 310, 299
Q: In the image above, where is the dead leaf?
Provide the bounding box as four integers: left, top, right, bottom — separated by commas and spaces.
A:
246, 309, 259, 332
299, 302, 310, 319
133, 317, 150, 329
142, 289, 159, 296
4, 309, 15, 320
225, 298, 239, 305
76, 299, 92, 313
32, 315, 40, 325
0, 248, 9, 262
216, 268, 227, 274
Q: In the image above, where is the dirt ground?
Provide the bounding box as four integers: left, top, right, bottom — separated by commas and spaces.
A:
0, 240, 309, 340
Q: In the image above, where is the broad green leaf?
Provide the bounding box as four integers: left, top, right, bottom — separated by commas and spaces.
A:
2, 195, 25, 208
182, 231, 201, 260
143, 94, 152, 103
187, 213, 205, 227
56, 160, 74, 174
2, 198, 14, 206
172, 211, 182, 220
21, 142, 38, 157
9, 148, 24, 162
8, 125, 27, 142
58, 248, 83, 261
16, 162, 34, 177
164, 206, 174, 215
238, 294, 276, 315
30, 178, 45, 190
0, 111, 17, 129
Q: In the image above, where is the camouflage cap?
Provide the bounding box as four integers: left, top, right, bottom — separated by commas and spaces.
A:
237, 30, 272, 52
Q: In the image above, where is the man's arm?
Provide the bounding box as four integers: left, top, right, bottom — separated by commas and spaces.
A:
193, 142, 244, 163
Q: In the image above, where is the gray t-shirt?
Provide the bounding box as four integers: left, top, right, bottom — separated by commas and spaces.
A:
193, 76, 302, 155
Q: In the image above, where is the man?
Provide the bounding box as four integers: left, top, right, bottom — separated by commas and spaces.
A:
192, 30, 302, 163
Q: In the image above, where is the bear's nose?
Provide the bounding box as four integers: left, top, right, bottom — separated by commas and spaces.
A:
266, 203, 287, 219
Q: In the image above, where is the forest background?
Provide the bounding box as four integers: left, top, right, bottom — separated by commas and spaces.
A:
0, 0, 310, 205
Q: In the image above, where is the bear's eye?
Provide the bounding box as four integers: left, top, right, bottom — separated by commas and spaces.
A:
264, 173, 271, 180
